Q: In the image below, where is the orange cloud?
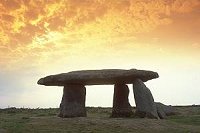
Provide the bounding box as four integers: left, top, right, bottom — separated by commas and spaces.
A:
0, 0, 200, 70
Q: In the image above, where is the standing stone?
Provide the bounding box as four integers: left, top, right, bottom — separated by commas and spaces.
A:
58, 84, 86, 118
111, 84, 133, 117
133, 79, 159, 119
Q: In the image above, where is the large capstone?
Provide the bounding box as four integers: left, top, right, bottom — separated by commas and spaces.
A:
133, 79, 159, 119
58, 84, 86, 118
111, 84, 133, 117
37, 69, 159, 86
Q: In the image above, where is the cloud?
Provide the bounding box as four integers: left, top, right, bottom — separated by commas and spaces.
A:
171, 0, 200, 13
192, 43, 200, 48
0, 0, 200, 70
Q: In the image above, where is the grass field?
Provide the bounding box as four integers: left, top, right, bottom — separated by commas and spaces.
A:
0, 106, 200, 133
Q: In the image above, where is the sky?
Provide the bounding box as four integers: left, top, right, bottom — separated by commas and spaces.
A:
0, 0, 200, 108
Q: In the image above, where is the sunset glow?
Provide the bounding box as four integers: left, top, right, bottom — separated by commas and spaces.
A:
0, 0, 200, 108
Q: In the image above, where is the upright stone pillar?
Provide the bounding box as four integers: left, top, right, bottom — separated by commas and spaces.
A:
58, 84, 86, 118
111, 84, 133, 117
133, 79, 159, 119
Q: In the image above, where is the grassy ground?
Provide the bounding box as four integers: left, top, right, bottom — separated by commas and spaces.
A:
0, 106, 200, 133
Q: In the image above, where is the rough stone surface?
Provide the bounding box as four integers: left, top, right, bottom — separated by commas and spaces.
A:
133, 79, 159, 119
155, 102, 176, 118
58, 84, 86, 118
156, 103, 167, 119
111, 84, 133, 117
37, 69, 159, 86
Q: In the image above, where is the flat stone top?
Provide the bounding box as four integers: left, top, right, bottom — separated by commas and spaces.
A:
37, 69, 159, 86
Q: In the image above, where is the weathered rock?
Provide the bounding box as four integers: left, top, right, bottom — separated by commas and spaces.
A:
111, 84, 133, 117
155, 102, 176, 118
156, 103, 167, 119
37, 69, 159, 86
133, 79, 159, 119
58, 84, 86, 118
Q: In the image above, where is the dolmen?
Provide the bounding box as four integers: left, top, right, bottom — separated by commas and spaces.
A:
37, 69, 176, 119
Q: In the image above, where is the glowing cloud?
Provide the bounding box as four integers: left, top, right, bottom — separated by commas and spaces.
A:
0, 0, 200, 70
